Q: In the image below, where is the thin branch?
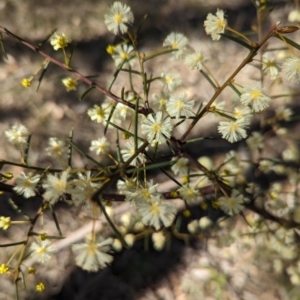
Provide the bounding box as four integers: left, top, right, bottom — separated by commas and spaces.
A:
0, 26, 150, 115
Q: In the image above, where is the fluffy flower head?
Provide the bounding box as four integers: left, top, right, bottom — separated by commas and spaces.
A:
275, 106, 293, 121
204, 9, 227, 41
161, 71, 181, 91
218, 119, 248, 143
13, 172, 40, 198
112, 44, 135, 67
240, 85, 271, 112
113, 101, 134, 122
166, 92, 195, 119
121, 140, 146, 166
171, 157, 189, 176
233, 106, 252, 124
288, 9, 300, 22
141, 112, 173, 144
281, 56, 300, 83
104, 2, 134, 35
42, 169, 70, 204
90, 137, 110, 155
72, 237, 113, 272
62, 77, 77, 91
219, 190, 245, 215
184, 48, 209, 70
152, 93, 167, 111
246, 132, 264, 150
179, 184, 199, 202
87, 104, 109, 124
5, 123, 29, 146
45, 137, 68, 159
262, 54, 279, 80
50, 32, 71, 50
30, 239, 54, 263
70, 171, 101, 206
137, 196, 176, 230
163, 32, 188, 59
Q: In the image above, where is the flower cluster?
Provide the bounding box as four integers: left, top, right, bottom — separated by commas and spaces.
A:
120, 179, 176, 230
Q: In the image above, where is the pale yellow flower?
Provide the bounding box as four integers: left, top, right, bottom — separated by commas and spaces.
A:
50, 33, 71, 50
104, 2, 134, 35
62, 77, 77, 91
0, 216, 11, 230
36, 282, 45, 292
204, 9, 227, 41
21, 78, 32, 88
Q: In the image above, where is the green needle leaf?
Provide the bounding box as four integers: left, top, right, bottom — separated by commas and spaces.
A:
49, 205, 63, 236
79, 85, 95, 101
0, 32, 7, 60
68, 140, 106, 171
274, 34, 300, 51
36, 60, 50, 92
220, 33, 253, 50
37, 29, 57, 49
97, 198, 128, 248
67, 130, 74, 168
0, 241, 26, 247
23, 134, 32, 165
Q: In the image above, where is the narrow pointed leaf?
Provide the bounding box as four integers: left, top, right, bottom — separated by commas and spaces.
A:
79, 85, 95, 101
0, 32, 8, 60
200, 70, 217, 90
97, 199, 128, 248
67, 43, 77, 67
174, 118, 186, 128
8, 198, 30, 220
134, 94, 140, 149
115, 130, 123, 163
143, 153, 182, 186
117, 68, 140, 76
104, 103, 117, 134
220, 33, 253, 50
36, 60, 50, 92
37, 29, 57, 48
143, 48, 177, 62
23, 134, 32, 165
185, 136, 214, 144
67, 130, 73, 168
49, 205, 63, 236
275, 34, 300, 51
0, 240, 26, 247
68, 140, 105, 171
229, 83, 242, 96
136, 14, 148, 37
